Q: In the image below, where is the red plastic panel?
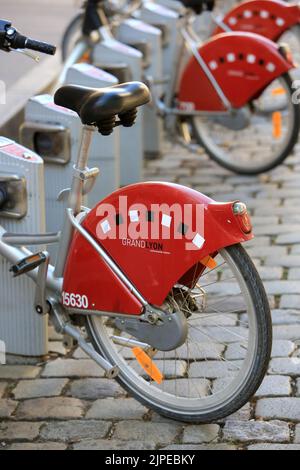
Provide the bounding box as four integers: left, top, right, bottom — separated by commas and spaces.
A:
213, 0, 300, 41
63, 183, 253, 315
178, 31, 292, 111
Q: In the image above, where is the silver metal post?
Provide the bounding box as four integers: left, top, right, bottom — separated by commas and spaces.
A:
54, 126, 95, 278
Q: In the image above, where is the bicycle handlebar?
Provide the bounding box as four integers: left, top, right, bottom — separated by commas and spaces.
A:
0, 19, 56, 55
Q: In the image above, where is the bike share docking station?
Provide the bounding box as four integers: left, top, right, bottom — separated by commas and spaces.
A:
115, 18, 164, 160
137, 1, 181, 92
20, 65, 119, 253
0, 137, 48, 358
92, 37, 144, 184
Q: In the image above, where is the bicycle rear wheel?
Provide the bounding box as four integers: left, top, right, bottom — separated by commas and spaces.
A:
191, 73, 300, 175
86, 244, 272, 423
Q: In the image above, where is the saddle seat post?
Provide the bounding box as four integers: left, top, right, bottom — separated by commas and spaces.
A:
54, 125, 95, 278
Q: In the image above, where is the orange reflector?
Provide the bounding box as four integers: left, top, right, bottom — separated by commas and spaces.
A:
200, 256, 217, 269
272, 111, 282, 139
79, 52, 91, 63
132, 347, 164, 384
272, 87, 286, 96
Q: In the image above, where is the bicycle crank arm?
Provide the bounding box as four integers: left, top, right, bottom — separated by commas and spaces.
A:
49, 300, 119, 379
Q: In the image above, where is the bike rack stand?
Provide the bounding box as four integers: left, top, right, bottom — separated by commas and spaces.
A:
0, 137, 48, 358
64, 63, 120, 207
137, 2, 181, 87
20, 95, 81, 259
116, 18, 164, 160
92, 38, 144, 185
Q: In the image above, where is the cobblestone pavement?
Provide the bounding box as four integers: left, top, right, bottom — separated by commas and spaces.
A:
0, 136, 300, 451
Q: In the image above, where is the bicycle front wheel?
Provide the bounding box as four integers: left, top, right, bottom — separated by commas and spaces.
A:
191, 73, 300, 175
86, 244, 272, 423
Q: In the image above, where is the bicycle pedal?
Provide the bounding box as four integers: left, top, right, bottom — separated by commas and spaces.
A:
10, 252, 47, 277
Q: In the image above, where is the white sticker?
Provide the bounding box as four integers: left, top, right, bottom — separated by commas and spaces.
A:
243, 10, 252, 18
260, 10, 269, 19
101, 220, 111, 234
276, 18, 285, 27
247, 54, 256, 64
266, 62, 276, 72
209, 60, 218, 71
129, 210, 139, 223
227, 53, 236, 63
192, 233, 205, 249
161, 214, 172, 228
228, 17, 237, 26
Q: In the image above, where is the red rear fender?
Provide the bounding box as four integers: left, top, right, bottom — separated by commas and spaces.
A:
178, 31, 293, 111
213, 0, 300, 41
62, 183, 253, 315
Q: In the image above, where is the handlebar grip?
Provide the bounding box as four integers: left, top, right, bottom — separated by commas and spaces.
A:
25, 38, 56, 55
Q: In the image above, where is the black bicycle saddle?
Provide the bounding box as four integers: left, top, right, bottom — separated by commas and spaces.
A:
54, 81, 150, 135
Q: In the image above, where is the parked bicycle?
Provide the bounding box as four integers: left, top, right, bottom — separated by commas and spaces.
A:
0, 19, 272, 423
60, 0, 300, 175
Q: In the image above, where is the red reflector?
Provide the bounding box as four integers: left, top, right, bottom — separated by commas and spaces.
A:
237, 212, 252, 234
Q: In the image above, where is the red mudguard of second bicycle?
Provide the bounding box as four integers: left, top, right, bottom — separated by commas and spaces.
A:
62, 182, 253, 315
178, 31, 293, 112
213, 0, 300, 41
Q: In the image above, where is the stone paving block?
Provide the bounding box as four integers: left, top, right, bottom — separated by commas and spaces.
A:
272, 310, 300, 326
40, 420, 111, 442
0, 382, 7, 398
247, 246, 286, 258
248, 444, 300, 450
256, 267, 283, 281
48, 342, 67, 355
154, 379, 210, 398
292, 245, 300, 254
276, 233, 300, 245
0, 366, 40, 380
68, 378, 124, 400
9, 442, 67, 451
41, 359, 106, 378
269, 358, 300, 376
265, 256, 300, 268
271, 340, 295, 357
256, 398, 300, 421
252, 225, 300, 236
182, 424, 220, 444
255, 376, 291, 398
280, 296, 300, 309
223, 404, 252, 423
73, 439, 156, 450
288, 269, 300, 280
273, 325, 300, 341
113, 421, 181, 445
86, 398, 148, 420
225, 341, 293, 361
0, 422, 42, 441
223, 420, 290, 443
162, 444, 237, 450
261, 281, 300, 296
72, 348, 89, 359
12, 379, 68, 400
189, 361, 242, 379
0, 399, 18, 418
16, 397, 85, 420
297, 379, 300, 397
295, 425, 300, 443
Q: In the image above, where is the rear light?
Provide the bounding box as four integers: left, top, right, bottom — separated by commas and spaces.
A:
233, 202, 252, 234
